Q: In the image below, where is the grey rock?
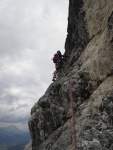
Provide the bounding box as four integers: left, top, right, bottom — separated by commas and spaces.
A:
25, 0, 113, 150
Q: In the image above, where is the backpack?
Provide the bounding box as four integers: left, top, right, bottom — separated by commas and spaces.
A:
53, 54, 57, 63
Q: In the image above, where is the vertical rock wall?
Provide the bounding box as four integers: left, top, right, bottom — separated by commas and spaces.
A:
27, 0, 113, 150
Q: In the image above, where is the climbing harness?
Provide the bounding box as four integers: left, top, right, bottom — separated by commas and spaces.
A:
69, 78, 76, 150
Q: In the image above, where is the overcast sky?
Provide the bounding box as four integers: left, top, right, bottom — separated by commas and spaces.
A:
0, 0, 68, 131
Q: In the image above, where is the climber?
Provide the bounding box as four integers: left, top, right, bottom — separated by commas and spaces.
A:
52, 50, 68, 81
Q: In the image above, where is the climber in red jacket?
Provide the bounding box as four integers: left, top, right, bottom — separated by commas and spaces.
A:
52, 50, 68, 81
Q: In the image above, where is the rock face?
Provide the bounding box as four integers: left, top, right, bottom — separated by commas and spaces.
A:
27, 0, 113, 150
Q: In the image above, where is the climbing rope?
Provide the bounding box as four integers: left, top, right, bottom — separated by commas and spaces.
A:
69, 78, 76, 150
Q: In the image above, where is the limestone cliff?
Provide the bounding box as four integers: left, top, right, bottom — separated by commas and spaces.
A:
27, 0, 113, 150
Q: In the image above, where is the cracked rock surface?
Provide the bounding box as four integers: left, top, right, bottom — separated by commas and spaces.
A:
25, 0, 113, 150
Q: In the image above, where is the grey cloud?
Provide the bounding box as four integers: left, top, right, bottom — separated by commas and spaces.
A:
0, 114, 30, 123
0, 0, 68, 130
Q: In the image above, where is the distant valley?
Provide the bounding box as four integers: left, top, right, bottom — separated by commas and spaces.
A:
0, 126, 30, 150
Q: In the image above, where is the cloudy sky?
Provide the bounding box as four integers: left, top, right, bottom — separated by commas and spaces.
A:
0, 0, 68, 131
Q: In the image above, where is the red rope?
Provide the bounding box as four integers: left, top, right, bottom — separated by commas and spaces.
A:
69, 79, 76, 150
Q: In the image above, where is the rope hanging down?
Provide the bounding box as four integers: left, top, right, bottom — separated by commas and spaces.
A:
69, 79, 76, 150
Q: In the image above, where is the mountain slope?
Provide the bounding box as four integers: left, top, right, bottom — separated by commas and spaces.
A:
0, 126, 30, 146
